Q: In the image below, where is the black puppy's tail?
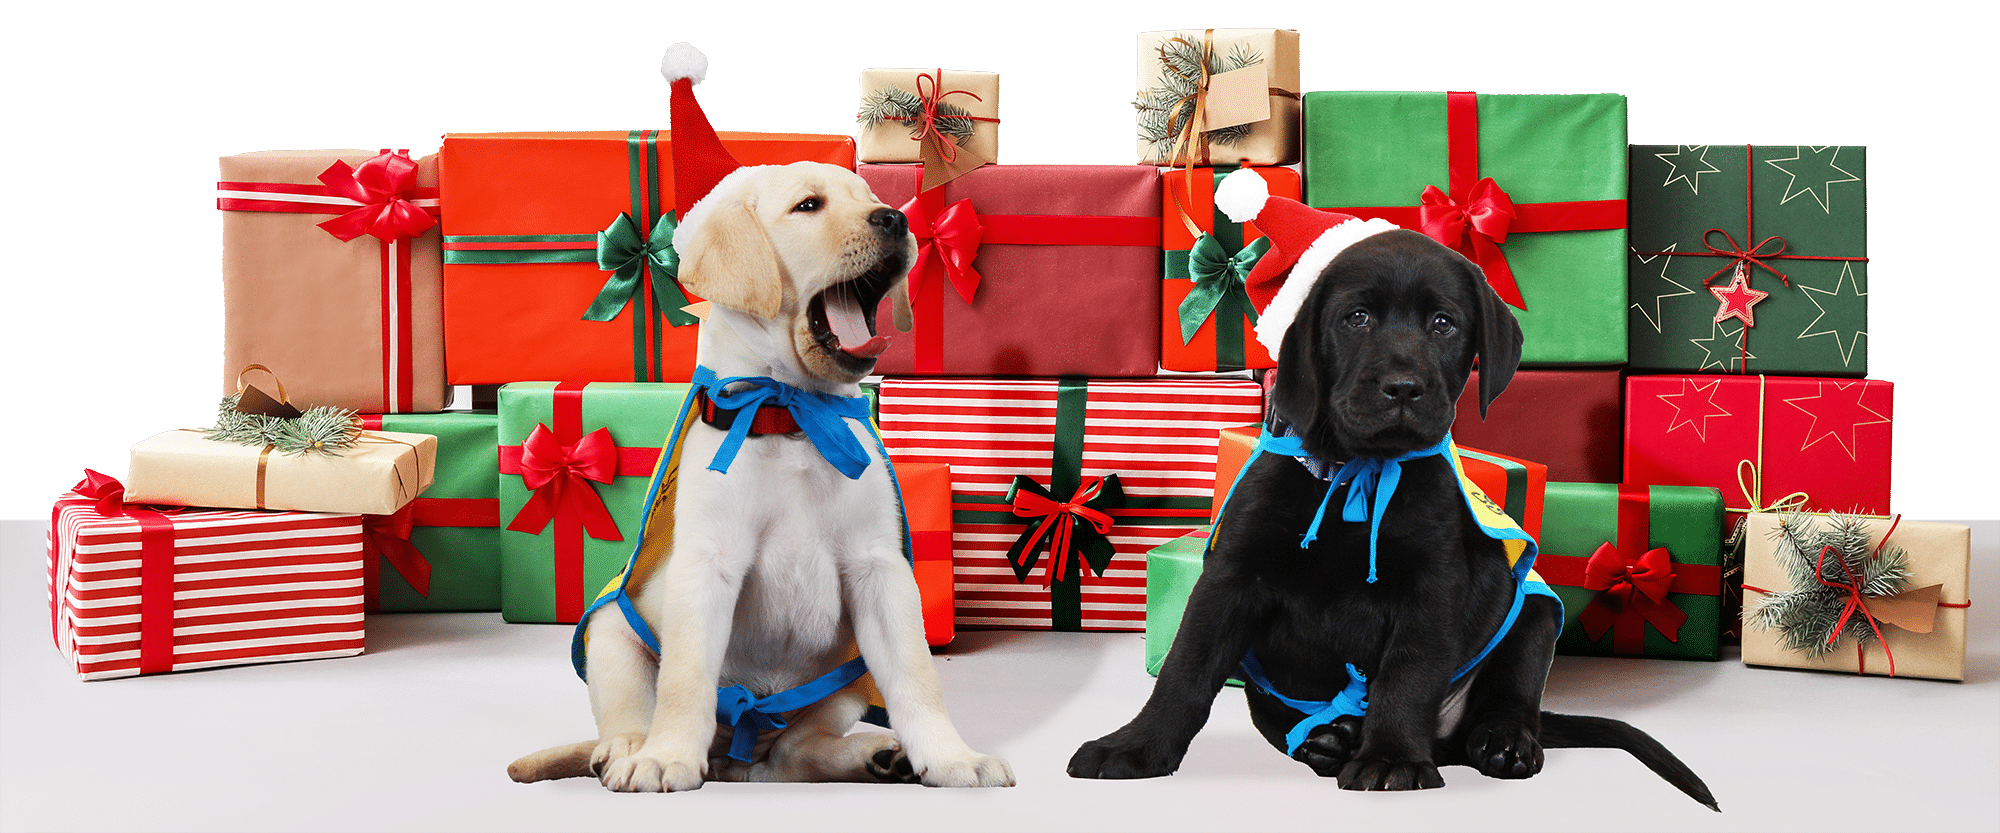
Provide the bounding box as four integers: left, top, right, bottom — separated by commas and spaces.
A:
1540, 711, 1719, 811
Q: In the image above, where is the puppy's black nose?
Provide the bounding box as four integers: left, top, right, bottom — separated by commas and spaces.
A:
1380, 377, 1425, 402
870, 208, 908, 237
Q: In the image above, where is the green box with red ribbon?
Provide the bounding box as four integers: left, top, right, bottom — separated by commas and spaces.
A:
357, 410, 501, 612
1301, 91, 1628, 367
1535, 482, 1726, 661
498, 382, 685, 624
1161, 167, 1292, 372
1627, 145, 1868, 377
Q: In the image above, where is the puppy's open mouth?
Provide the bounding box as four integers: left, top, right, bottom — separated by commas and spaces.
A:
807, 251, 904, 366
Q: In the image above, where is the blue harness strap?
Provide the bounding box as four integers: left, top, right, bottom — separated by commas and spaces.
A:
715, 657, 870, 762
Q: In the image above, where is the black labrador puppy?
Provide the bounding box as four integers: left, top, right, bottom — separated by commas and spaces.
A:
1068, 229, 1716, 809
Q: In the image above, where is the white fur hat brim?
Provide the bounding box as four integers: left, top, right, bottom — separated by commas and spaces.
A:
1252, 217, 1400, 358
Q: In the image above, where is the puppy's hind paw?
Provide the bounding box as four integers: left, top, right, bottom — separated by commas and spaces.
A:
1467, 719, 1544, 780
919, 753, 1015, 788
1337, 757, 1445, 791
867, 745, 921, 784
1295, 715, 1363, 777
1067, 734, 1182, 780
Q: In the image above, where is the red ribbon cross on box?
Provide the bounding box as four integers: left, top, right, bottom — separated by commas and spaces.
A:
1537, 484, 1722, 655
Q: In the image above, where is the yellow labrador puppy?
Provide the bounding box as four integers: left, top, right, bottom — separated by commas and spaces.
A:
507, 46, 1011, 793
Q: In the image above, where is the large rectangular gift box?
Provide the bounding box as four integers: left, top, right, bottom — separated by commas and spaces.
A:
439, 131, 855, 385
1160, 167, 1293, 372
498, 382, 683, 623
126, 429, 436, 516
1135, 29, 1301, 166
1536, 482, 1726, 660
859, 164, 1162, 376
1302, 91, 1628, 366
1740, 513, 1969, 681
218, 150, 448, 413
1451, 368, 1622, 484
1628, 145, 1868, 377
877, 378, 1265, 631
1624, 374, 1892, 515
48, 474, 366, 680
356, 411, 501, 612
857, 69, 1000, 166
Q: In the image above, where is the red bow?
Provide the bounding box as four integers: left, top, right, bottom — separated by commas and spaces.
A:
506, 424, 622, 541
1700, 228, 1793, 287
73, 469, 129, 516
362, 505, 432, 597
315, 150, 437, 243
1009, 476, 1117, 588
1420, 179, 1525, 309
1577, 541, 1687, 653
1813, 543, 1898, 676
901, 190, 984, 307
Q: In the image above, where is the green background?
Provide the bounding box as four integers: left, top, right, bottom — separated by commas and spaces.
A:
7, 0, 1992, 516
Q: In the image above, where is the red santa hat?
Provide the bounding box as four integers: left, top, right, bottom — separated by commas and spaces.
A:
1212, 169, 1401, 358
661, 43, 745, 225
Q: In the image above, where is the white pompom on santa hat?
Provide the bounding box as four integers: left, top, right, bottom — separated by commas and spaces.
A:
1213, 169, 1401, 358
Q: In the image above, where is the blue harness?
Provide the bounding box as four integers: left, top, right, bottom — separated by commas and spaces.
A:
570, 367, 908, 763
1213, 428, 1560, 756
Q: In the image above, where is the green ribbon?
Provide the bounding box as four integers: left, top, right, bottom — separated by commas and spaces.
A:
1178, 233, 1268, 344
586, 212, 698, 327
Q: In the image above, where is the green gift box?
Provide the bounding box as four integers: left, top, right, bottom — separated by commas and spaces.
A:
1534, 482, 1726, 661
1143, 527, 1244, 685
358, 410, 502, 612
1301, 91, 1628, 366
1627, 145, 1868, 376
498, 382, 687, 624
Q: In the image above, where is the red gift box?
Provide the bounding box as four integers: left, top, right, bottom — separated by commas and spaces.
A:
892, 460, 955, 647
1452, 368, 1623, 483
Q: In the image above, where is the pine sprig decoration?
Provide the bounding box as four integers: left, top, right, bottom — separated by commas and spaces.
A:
1135, 38, 1264, 158
1750, 514, 1912, 657
857, 86, 978, 144
203, 393, 361, 457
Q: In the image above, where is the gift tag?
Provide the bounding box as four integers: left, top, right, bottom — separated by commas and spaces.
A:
1202, 67, 1273, 131
235, 382, 302, 419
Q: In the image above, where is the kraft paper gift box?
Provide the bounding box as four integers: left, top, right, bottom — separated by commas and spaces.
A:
1302, 91, 1628, 366
1136, 29, 1301, 166
1161, 167, 1294, 372
1740, 513, 1969, 681
877, 377, 1264, 632
859, 164, 1163, 376
218, 150, 448, 414
356, 411, 501, 612
48, 472, 366, 680
856, 68, 1000, 167
1628, 145, 1868, 377
1624, 374, 1892, 515
1451, 368, 1623, 484
498, 382, 685, 624
1536, 483, 1726, 660
892, 460, 956, 647
439, 131, 855, 385
125, 429, 435, 516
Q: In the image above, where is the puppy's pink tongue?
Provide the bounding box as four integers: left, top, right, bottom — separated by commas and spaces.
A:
825, 292, 891, 359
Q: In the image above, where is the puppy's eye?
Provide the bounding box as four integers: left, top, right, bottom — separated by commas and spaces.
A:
792, 197, 822, 213
1431, 313, 1457, 336
1345, 310, 1370, 328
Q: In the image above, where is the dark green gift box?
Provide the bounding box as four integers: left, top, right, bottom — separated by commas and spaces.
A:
1627, 145, 1868, 377
358, 410, 502, 612
1535, 482, 1725, 661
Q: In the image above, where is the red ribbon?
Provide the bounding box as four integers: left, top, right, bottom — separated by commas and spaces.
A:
314, 150, 439, 243
361, 505, 432, 610
63, 470, 179, 675
1420, 179, 1523, 308
1812, 541, 1897, 676
1567, 485, 1695, 655
1009, 476, 1116, 589
911, 70, 985, 164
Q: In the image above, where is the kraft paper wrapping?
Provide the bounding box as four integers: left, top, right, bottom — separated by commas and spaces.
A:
220, 150, 449, 413
1741, 514, 1970, 681
857, 69, 1000, 164
126, 429, 436, 516
1136, 29, 1300, 166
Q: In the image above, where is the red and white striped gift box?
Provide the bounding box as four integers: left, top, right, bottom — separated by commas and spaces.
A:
877, 377, 1264, 631
48, 492, 367, 681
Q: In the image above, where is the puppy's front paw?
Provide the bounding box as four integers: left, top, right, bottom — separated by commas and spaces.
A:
1467, 718, 1544, 780
588, 733, 646, 779
917, 752, 1015, 788
1337, 756, 1445, 791
1295, 715, 1364, 777
598, 753, 705, 793
1068, 733, 1183, 780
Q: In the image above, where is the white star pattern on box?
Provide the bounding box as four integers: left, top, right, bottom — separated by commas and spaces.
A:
1782, 379, 1890, 461
1689, 320, 1756, 371
1656, 145, 1721, 195
1795, 262, 1868, 368
1657, 376, 1734, 441
1629, 245, 1696, 334
1762, 146, 1861, 214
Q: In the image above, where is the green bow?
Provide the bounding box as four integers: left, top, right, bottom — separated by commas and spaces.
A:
586, 212, 698, 326
1177, 233, 1269, 343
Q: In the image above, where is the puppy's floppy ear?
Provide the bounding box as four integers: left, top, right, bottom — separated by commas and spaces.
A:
892, 279, 913, 332
1269, 283, 1331, 442
678, 199, 784, 320
1469, 264, 1523, 419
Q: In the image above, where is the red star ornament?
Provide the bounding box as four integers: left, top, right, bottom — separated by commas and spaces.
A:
1710, 270, 1770, 327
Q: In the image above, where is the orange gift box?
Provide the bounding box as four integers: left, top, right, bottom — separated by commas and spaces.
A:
1160, 167, 1295, 372
894, 460, 956, 647
439, 131, 855, 384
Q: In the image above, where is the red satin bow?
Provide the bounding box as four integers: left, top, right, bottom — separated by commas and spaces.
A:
73, 469, 129, 516
506, 424, 623, 540
1420, 179, 1525, 309
1577, 541, 1687, 652
362, 505, 432, 597
315, 150, 437, 243
901, 190, 984, 307
1009, 476, 1116, 589
1700, 228, 1793, 287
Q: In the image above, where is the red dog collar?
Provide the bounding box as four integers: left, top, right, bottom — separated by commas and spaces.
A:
696, 389, 801, 435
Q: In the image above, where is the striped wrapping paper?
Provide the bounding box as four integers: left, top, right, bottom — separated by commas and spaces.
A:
48, 496, 366, 681
877, 377, 1265, 631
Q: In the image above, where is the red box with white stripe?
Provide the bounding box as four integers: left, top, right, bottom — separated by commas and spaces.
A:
877, 377, 1264, 632
48, 487, 367, 681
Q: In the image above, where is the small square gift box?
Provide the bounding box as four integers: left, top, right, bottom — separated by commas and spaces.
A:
217, 149, 448, 413
48, 471, 366, 680
1160, 167, 1295, 372
1135, 29, 1301, 166
1143, 526, 1238, 681
1627, 145, 1868, 377
856, 69, 999, 176
1451, 367, 1623, 484
1301, 90, 1629, 366
1535, 483, 1727, 660
355, 410, 502, 612
858, 164, 1163, 377
877, 377, 1265, 632
1740, 513, 1970, 681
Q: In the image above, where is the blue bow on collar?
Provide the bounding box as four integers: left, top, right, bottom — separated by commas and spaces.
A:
691, 366, 874, 479
1255, 428, 1454, 583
